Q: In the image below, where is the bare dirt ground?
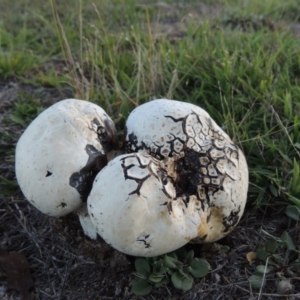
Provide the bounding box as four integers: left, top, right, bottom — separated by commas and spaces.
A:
1, 3, 300, 299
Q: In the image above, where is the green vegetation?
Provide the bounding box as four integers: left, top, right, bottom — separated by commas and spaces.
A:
131, 249, 210, 295
249, 230, 300, 295
4, 0, 298, 209
1, 0, 300, 296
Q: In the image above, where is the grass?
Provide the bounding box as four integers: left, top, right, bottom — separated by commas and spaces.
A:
1, 0, 300, 298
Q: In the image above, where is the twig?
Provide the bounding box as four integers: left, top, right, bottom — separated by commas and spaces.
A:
255, 293, 300, 297
57, 261, 70, 300
258, 256, 270, 300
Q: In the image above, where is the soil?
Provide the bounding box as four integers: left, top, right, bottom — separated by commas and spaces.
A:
1, 3, 300, 299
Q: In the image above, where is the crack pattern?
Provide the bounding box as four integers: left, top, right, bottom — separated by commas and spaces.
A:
120, 153, 175, 200
89, 117, 118, 153
136, 234, 151, 249
126, 112, 240, 201
125, 108, 244, 240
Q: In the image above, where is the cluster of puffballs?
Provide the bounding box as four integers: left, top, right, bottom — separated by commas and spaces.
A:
15, 98, 248, 257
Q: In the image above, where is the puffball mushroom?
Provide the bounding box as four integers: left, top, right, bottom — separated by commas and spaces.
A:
15, 99, 118, 239
88, 152, 202, 256
88, 99, 248, 256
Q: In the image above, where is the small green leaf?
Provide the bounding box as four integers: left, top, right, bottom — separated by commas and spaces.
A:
0, 176, 18, 186
286, 205, 300, 221
189, 258, 210, 278
281, 231, 295, 251
269, 184, 278, 196
146, 257, 157, 264
182, 266, 190, 275
286, 193, 300, 206
269, 255, 282, 266
171, 271, 193, 291
168, 252, 178, 260
171, 271, 183, 289
256, 265, 273, 274
256, 248, 268, 261
277, 279, 293, 295
294, 142, 300, 149
135, 258, 151, 277
219, 245, 230, 253
154, 277, 169, 287
278, 151, 292, 165
163, 255, 178, 269
148, 274, 165, 283
181, 277, 193, 291
265, 239, 277, 254
249, 274, 265, 289
185, 250, 194, 264
131, 278, 152, 296
166, 268, 174, 275
153, 261, 166, 275
175, 248, 187, 260
153, 260, 164, 274
10, 114, 26, 127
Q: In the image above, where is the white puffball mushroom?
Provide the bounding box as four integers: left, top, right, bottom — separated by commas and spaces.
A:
125, 99, 248, 241
88, 152, 201, 256
15, 99, 118, 239
77, 203, 98, 240
88, 99, 248, 256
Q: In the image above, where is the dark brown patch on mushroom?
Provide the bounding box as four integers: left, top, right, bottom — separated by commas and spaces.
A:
222, 207, 241, 232
125, 132, 165, 160
46, 170, 52, 177
69, 145, 108, 202
98, 119, 119, 152
174, 149, 225, 202
154, 167, 176, 200
125, 132, 141, 153
89, 118, 119, 153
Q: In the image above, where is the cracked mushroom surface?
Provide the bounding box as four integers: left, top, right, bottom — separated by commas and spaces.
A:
88, 99, 248, 256
15, 99, 117, 238
88, 152, 201, 257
